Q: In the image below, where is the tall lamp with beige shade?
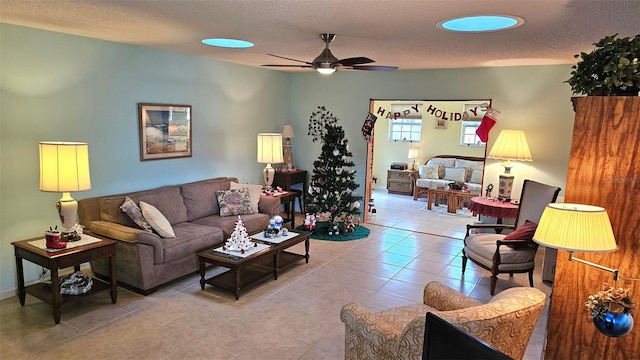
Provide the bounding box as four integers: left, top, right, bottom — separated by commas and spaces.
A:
487, 129, 532, 201
39, 142, 92, 238
257, 133, 283, 191
282, 124, 295, 170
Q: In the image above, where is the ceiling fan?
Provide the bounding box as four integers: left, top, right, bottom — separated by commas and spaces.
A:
261, 33, 398, 74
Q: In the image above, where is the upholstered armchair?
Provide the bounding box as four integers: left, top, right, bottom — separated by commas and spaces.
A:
462, 179, 561, 295
340, 281, 546, 360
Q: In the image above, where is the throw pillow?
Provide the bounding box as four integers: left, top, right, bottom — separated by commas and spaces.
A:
230, 181, 262, 213
120, 197, 153, 232
503, 220, 538, 246
470, 169, 483, 184
443, 167, 466, 182
139, 201, 176, 238
217, 188, 254, 217
419, 165, 440, 179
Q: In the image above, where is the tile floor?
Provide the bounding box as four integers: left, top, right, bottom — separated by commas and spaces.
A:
0, 190, 551, 360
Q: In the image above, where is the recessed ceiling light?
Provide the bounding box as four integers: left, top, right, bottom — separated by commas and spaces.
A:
201, 38, 254, 48
438, 15, 523, 32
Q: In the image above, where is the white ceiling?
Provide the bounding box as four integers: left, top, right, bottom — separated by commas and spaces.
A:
1, 0, 639, 72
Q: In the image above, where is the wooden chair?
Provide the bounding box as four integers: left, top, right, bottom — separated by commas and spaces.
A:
462, 179, 561, 294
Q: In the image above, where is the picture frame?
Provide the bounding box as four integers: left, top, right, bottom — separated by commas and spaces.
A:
435, 118, 447, 129
138, 103, 192, 161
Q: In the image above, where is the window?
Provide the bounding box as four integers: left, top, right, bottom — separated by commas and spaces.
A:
389, 118, 422, 142
460, 121, 484, 147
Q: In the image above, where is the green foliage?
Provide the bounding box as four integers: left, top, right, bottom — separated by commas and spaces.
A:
307, 115, 362, 223
566, 34, 640, 95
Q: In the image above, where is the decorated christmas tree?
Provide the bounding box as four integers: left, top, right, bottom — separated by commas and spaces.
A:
223, 216, 255, 252
306, 106, 362, 231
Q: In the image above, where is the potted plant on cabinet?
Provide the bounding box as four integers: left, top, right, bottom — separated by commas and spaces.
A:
566, 34, 640, 96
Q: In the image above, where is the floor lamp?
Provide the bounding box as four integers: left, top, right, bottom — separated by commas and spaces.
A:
257, 133, 283, 191
487, 129, 532, 201
39, 142, 92, 240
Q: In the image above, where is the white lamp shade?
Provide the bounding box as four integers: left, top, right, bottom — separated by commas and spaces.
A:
257, 133, 284, 164
282, 125, 295, 138
39, 142, 91, 192
487, 129, 533, 161
533, 203, 617, 252
408, 148, 419, 159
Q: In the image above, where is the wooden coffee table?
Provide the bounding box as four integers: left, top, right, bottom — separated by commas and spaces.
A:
197, 231, 310, 299
427, 188, 476, 213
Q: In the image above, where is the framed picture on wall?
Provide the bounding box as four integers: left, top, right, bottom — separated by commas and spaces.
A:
138, 103, 192, 161
435, 118, 447, 129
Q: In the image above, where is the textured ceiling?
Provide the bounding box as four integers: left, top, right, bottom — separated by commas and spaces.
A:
1, 0, 639, 72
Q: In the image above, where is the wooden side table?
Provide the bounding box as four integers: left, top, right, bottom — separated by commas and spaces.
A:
12, 233, 117, 324
261, 191, 301, 229
387, 169, 416, 195
273, 169, 308, 213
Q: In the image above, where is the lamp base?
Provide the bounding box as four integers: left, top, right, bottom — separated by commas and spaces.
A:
498, 174, 514, 202
263, 164, 275, 191
57, 192, 78, 233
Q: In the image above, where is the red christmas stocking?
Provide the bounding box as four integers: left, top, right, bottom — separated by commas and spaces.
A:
361, 113, 377, 142
476, 108, 501, 142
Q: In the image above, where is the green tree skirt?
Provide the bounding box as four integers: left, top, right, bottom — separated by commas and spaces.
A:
296, 221, 370, 241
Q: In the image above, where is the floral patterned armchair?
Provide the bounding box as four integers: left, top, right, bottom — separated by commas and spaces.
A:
340, 281, 546, 360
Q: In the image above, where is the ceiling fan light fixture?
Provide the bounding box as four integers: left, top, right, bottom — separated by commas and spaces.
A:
438, 15, 523, 33
316, 63, 337, 75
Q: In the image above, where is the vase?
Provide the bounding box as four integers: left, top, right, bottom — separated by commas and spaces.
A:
593, 311, 634, 337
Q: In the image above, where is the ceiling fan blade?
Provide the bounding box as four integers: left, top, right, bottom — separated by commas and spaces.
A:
338, 57, 374, 66
261, 64, 313, 68
350, 65, 399, 71
267, 54, 312, 65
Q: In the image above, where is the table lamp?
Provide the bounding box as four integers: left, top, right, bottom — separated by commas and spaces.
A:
533, 203, 638, 282
487, 129, 532, 201
408, 148, 419, 171
282, 124, 295, 170
257, 133, 283, 190
39, 142, 92, 237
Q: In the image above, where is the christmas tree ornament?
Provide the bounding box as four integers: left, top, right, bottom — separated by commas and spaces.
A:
333, 148, 340, 156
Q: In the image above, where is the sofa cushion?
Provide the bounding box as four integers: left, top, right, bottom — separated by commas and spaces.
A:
136, 186, 188, 226
192, 213, 270, 237
217, 188, 254, 217
160, 222, 224, 263
455, 159, 484, 171
426, 158, 455, 178
230, 181, 263, 213
120, 197, 153, 232
140, 201, 176, 238
419, 165, 440, 179
470, 169, 483, 184
444, 167, 466, 182
181, 178, 232, 221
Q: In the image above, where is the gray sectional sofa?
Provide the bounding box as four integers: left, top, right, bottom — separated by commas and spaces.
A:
78, 177, 280, 294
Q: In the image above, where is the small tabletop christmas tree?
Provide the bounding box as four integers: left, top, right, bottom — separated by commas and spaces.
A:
306, 106, 362, 233
223, 216, 255, 253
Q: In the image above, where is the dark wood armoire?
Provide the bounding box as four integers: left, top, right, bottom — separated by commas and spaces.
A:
544, 96, 640, 359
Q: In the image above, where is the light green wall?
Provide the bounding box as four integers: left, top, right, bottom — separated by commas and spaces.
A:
288, 66, 575, 204
0, 23, 577, 296
0, 24, 290, 295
